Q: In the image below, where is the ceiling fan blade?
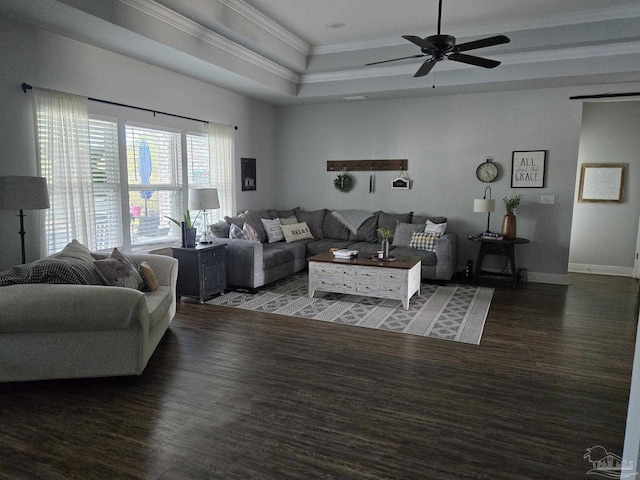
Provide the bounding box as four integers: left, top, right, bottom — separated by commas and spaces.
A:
365, 54, 426, 66
414, 58, 437, 77
402, 35, 435, 50
448, 53, 501, 68
455, 35, 510, 52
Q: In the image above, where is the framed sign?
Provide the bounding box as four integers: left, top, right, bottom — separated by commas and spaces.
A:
241, 158, 256, 191
578, 163, 626, 203
511, 150, 546, 188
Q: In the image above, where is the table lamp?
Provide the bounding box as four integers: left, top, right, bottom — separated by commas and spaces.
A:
473, 186, 495, 234
0, 175, 50, 264
189, 187, 220, 244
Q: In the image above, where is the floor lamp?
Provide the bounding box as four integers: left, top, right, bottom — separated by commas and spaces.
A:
189, 187, 220, 244
0, 176, 50, 264
473, 186, 495, 234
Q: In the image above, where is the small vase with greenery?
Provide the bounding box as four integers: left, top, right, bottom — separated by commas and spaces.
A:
165, 210, 200, 247
377, 227, 393, 258
503, 194, 523, 215
501, 194, 523, 239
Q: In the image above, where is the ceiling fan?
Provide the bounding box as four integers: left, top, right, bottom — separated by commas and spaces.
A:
366, 0, 510, 78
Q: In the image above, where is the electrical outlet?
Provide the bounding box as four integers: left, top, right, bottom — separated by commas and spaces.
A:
540, 195, 555, 204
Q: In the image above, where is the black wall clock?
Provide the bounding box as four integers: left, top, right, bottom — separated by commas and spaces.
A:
476, 159, 499, 183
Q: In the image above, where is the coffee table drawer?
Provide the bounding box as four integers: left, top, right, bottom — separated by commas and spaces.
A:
356, 281, 380, 295
356, 267, 380, 284
311, 277, 355, 294
380, 270, 406, 284
310, 262, 355, 279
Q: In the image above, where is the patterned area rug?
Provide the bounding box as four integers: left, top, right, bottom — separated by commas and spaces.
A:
207, 273, 494, 345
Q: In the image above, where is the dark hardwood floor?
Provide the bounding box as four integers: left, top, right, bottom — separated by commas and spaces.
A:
1, 274, 638, 479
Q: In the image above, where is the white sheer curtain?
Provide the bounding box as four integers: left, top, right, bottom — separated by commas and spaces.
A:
207, 122, 236, 221
31, 88, 95, 254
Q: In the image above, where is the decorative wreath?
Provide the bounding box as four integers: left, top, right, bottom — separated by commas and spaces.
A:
334, 172, 354, 192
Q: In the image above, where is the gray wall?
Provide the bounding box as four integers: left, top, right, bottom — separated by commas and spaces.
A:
0, 18, 278, 270
275, 89, 595, 281
569, 101, 640, 276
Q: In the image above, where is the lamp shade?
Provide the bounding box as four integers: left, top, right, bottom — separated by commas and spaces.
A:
473, 198, 495, 213
189, 187, 220, 210
0, 176, 50, 210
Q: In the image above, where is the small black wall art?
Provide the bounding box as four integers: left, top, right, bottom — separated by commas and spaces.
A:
241, 158, 256, 191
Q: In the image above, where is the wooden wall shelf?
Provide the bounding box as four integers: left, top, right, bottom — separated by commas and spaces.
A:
327, 159, 408, 172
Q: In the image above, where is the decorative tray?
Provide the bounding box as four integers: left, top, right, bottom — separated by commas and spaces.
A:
369, 255, 397, 262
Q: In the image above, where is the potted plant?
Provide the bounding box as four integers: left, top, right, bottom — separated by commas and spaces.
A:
377, 227, 393, 259
165, 211, 197, 247
501, 194, 523, 239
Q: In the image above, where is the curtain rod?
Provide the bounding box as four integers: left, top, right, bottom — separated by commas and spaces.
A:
21, 83, 238, 130
570, 92, 640, 100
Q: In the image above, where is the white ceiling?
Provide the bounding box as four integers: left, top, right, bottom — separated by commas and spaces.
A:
2, 0, 640, 105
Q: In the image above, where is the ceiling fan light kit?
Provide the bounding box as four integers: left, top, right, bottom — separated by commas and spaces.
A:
366, 0, 510, 78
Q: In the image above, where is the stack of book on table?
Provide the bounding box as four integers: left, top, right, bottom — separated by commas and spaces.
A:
332, 249, 358, 259
482, 232, 503, 240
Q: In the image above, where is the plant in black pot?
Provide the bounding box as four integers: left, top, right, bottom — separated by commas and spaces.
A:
165, 211, 197, 247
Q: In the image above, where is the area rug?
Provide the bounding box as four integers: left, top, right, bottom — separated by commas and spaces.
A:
207, 273, 494, 345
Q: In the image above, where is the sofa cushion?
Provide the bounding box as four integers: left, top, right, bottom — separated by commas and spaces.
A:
210, 220, 230, 239
323, 212, 350, 240
392, 222, 425, 247
55, 239, 96, 264
93, 248, 145, 290
279, 215, 299, 225
348, 212, 379, 243
281, 222, 314, 242
146, 286, 174, 328
377, 211, 412, 242
412, 215, 447, 225
296, 209, 326, 239
270, 207, 300, 219
261, 218, 284, 243
225, 210, 272, 243
305, 239, 352, 256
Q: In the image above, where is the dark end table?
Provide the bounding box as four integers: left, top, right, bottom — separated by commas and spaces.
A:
468, 235, 530, 289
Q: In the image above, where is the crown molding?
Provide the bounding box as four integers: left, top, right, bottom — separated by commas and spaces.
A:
311, 4, 640, 55
119, 0, 299, 83
303, 41, 640, 84
218, 0, 309, 56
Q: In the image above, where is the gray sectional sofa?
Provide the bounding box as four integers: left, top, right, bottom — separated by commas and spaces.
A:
209, 208, 458, 290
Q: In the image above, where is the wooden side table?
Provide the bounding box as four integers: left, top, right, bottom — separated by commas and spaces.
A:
172, 243, 226, 303
468, 236, 530, 289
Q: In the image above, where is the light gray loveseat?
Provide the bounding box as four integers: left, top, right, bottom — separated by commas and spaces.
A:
0, 252, 178, 382
209, 208, 458, 290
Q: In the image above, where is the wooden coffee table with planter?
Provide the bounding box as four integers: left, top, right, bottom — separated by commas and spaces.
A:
307, 251, 422, 310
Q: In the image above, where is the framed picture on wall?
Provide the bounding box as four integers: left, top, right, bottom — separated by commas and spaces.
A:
511, 150, 546, 188
578, 163, 626, 203
241, 158, 256, 191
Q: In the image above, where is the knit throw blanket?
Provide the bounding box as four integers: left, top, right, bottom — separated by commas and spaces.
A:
331, 210, 374, 234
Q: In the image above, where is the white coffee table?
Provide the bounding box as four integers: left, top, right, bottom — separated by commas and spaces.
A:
308, 251, 422, 310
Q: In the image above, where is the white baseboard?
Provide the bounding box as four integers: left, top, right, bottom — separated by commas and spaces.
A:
568, 263, 634, 277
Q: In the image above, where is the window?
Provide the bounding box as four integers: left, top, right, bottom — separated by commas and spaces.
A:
126, 124, 183, 248
33, 88, 234, 255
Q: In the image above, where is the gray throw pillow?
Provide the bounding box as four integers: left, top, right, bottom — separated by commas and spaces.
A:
377, 211, 412, 241
413, 215, 447, 225
349, 212, 380, 243
323, 212, 350, 240
93, 248, 144, 289
210, 220, 230, 238
392, 222, 425, 247
296, 209, 326, 239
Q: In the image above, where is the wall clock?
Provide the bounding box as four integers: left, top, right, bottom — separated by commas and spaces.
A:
476, 159, 499, 183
